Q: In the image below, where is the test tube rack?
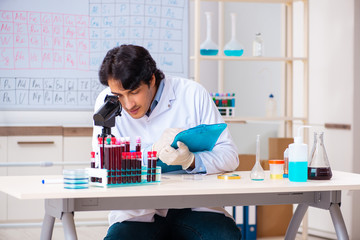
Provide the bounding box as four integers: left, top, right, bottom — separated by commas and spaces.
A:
87, 167, 161, 188
210, 93, 236, 117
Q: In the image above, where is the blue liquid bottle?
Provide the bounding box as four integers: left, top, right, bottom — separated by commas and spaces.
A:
288, 126, 311, 182
224, 13, 244, 57
200, 12, 218, 56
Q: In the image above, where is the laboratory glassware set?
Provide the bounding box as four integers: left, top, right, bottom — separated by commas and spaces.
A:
251, 129, 332, 182
200, 12, 264, 57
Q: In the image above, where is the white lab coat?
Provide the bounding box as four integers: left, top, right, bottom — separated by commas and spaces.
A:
92, 76, 239, 225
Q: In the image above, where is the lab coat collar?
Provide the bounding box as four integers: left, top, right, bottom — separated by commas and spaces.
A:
147, 77, 175, 120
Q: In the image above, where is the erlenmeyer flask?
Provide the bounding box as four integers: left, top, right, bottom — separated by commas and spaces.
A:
250, 135, 265, 181
308, 132, 332, 180
200, 12, 218, 56
224, 13, 244, 57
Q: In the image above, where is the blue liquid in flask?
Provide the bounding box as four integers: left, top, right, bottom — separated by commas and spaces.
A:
289, 161, 308, 182
224, 49, 244, 57
200, 49, 219, 56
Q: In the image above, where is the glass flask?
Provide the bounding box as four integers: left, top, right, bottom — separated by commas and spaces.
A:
224, 13, 244, 57
200, 12, 218, 56
252, 33, 264, 56
250, 135, 265, 181
308, 132, 332, 180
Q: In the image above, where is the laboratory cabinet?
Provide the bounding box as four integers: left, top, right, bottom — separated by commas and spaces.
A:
7, 135, 63, 220
0, 127, 108, 223
0, 137, 7, 221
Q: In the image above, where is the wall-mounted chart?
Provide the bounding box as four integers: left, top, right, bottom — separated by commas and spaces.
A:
0, 0, 188, 110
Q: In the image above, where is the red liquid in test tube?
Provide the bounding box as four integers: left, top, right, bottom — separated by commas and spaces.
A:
98, 137, 104, 169
121, 152, 126, 184
131, 152, 137, 183
135, 136, 141, 152
90, 151, 96, 182
151, 151, 157, 182
126, 152, 131, 183
116, 139, 123, 184
147, 152, 152, 182
136, 152, 142, 183
104, 137, 112, 183
125, 137, 130, 152
111, 137, 117, 184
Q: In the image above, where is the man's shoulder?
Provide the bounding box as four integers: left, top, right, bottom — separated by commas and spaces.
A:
166, 76, 206, 92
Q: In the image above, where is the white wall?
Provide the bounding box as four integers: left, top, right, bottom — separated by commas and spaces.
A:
307, 0, 358, 238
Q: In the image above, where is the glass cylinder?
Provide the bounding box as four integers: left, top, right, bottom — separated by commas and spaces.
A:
308, 132, 332, 180
200, 12, 218, 56
224, 13, 244, 57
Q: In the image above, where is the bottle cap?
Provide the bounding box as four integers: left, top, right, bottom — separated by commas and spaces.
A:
269, 93, 274, 98
98, 137, 103, 144
136, 136, 141, 143
111, 137, 116, 144
106, 137, 111, 145
269, 160, 285, 164
91, 151, 95, 158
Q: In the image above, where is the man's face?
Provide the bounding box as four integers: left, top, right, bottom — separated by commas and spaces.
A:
108, 76, 157, 119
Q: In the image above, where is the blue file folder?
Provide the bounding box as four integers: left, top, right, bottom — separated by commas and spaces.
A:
171, 123, 227, 152
234, 206, 245, 240
244, 206, 257, 240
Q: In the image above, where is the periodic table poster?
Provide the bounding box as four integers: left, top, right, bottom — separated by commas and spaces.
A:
0, 0, 188, 110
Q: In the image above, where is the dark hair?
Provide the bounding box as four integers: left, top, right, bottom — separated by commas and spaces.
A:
99, 44, 165, 90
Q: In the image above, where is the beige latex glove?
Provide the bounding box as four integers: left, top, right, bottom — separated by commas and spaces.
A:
152, 128, 183, 154
158, 141, 195, 170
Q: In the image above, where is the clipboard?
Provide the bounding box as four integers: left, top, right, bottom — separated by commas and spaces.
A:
170, 123, 227, 152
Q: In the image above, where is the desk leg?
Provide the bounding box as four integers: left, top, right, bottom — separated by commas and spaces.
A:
62, 212, 78, 240
329, 203, 349, 240
40, 214, 55, 240
285, 203, 308, 240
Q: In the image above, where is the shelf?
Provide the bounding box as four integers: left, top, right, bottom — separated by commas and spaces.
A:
190, 56, 307, 62
223, 116, 307, 124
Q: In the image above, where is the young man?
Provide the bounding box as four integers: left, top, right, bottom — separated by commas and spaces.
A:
93, 45, 241, 240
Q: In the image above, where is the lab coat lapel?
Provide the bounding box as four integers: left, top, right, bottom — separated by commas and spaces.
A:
148, 78, 175, 120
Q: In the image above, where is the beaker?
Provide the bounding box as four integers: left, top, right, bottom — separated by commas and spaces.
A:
200, 12, 218, 56
308, 132, 332, 180
224, 13, 244, 57
250, 135, 265, 181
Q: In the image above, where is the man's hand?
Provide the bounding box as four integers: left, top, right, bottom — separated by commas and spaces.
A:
158, 141, 194, 170
153, 128, 183, 153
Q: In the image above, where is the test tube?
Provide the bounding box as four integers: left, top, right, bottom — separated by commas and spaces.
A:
126, 152, 131, 183
151, 151, 157, 182
121, 152, 126, 184
131, 152, 137, 183
136, 152, 142, 183
135, 136, 141, 152
116, 139, 123, 184
147, 152, 152, 182
90, 151, 96, 182
125, 137, 130, 152
111, 137, 117, 184
104, 137, 112, 183
98, 137, 104, 170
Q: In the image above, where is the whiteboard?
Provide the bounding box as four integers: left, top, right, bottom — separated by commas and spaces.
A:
0, 0, 189, 110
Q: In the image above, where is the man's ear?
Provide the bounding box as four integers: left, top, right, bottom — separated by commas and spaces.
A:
150, 74, 156, 87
